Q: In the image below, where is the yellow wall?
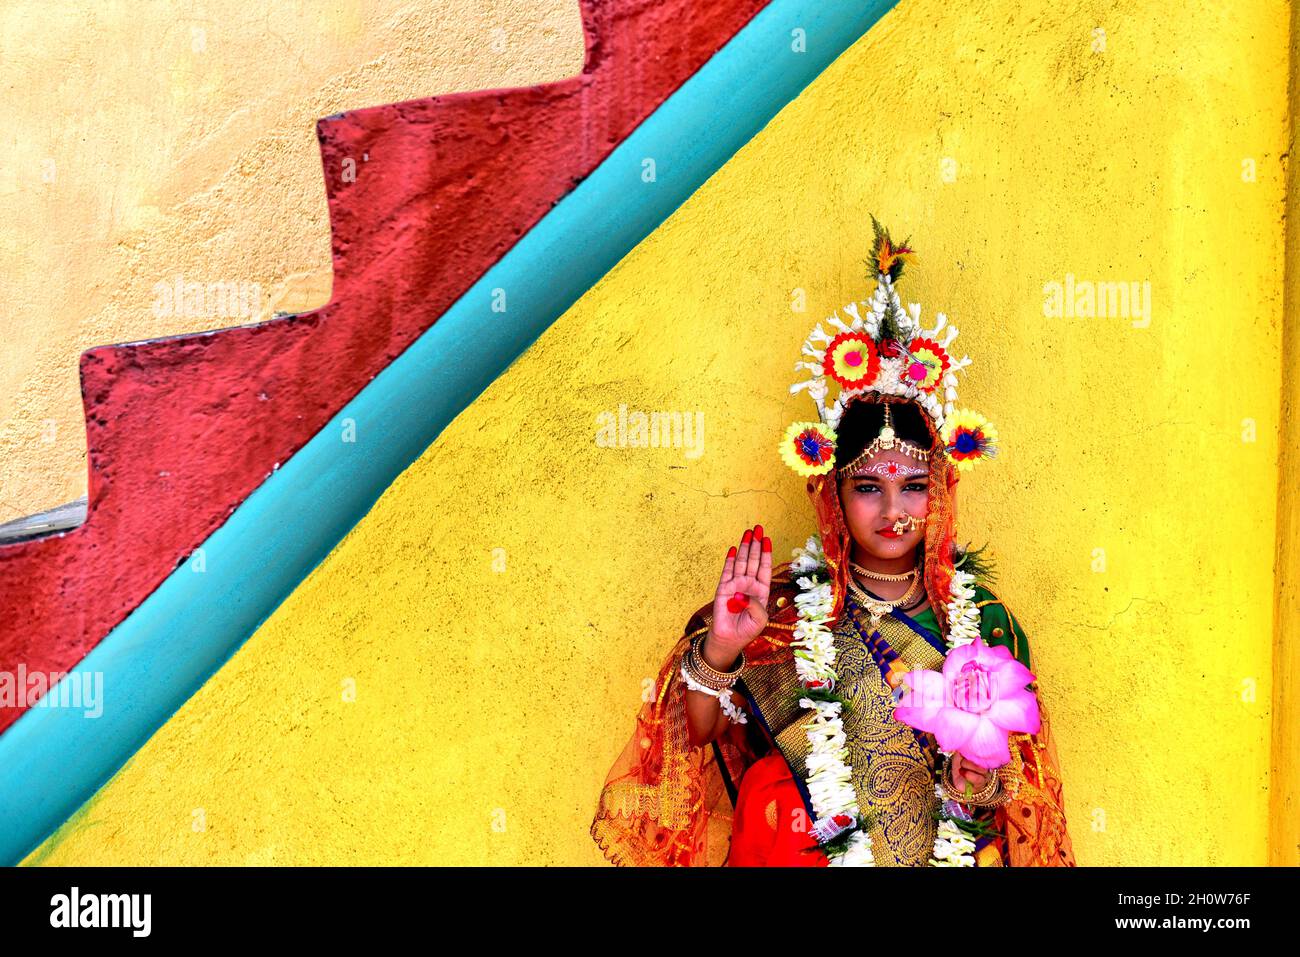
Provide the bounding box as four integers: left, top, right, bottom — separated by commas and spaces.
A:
1270, 0, 1300, 867
25, 0, 1291, 865
0, 0, 584, 523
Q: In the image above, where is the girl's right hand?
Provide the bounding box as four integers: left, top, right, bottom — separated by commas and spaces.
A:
701, 524, 772, 669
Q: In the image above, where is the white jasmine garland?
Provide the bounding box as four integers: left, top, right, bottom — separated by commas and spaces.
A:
787, 534, 983, 866
829, 830, 876, 866
944, 569, 981, 649
929, 817, 977, 866
790, 534, 826, 574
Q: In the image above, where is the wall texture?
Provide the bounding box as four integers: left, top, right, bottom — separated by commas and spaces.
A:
1269, 0, 1299, 868
0, 0, 584, 525
20, 0, 1291, 865
0, 0, 772, 743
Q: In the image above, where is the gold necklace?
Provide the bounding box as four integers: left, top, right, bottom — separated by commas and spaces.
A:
850, 560, 916, 582
848, 568, 924, 627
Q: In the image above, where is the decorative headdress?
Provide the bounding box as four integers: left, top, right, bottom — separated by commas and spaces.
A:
778, 216, 999, 478
776, 216, 1006, 654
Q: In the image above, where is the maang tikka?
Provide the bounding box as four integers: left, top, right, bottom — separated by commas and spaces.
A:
838, 402, 931, 478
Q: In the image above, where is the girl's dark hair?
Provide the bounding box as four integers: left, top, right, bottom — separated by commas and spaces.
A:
834, 399, 935, 474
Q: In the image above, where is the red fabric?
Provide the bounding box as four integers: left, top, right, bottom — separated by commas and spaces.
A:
725, 754, 828, 867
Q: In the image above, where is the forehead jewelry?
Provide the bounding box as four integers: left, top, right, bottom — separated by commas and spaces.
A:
852, 461, 929, 480
838, 403, 931, 478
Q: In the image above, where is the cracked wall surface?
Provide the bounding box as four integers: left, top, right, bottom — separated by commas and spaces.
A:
24, 0, 1290, 865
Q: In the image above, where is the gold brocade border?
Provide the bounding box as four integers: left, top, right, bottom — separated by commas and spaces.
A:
841, 604, 945, 865
738, 596, 945, 866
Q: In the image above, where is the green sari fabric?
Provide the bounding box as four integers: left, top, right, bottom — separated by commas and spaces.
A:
907, 583, 1032, 670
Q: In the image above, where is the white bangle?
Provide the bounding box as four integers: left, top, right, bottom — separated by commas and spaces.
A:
679, 663, 748, 724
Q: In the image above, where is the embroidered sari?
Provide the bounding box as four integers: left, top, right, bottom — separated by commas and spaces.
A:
590, 563, 1076, 867
726, 587, 1071, 866
590, 396, 1076, 867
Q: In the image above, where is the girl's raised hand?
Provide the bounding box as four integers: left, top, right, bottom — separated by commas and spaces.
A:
702, 524, 772, 667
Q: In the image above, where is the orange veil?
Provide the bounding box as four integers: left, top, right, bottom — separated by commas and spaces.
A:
590, 394, 1075, 866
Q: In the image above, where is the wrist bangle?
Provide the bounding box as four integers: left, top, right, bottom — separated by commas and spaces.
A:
940, 754, 1002, 806
965, 774, 1009, 807
690, 632, 745, 684
681, 645, 735, 692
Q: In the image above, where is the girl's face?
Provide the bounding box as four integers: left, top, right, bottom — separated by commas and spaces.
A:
837, 450, 931, 563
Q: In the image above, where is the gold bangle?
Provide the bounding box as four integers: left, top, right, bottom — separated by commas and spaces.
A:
682, 647, 734, 692
690, 632, 745, 683
965, 772, 1009, 808
941, 754, 1001, 805
682, 639, 742, 692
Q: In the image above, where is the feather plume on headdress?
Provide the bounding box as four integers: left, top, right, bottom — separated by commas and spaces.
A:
868, 213, 915, 284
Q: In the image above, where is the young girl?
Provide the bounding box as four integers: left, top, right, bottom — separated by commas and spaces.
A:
591, 225, 1075, 866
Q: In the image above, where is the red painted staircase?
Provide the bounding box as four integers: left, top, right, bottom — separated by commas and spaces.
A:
0, 0, 772, 735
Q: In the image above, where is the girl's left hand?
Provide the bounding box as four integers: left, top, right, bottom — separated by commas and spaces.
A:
950, 753, 992, 793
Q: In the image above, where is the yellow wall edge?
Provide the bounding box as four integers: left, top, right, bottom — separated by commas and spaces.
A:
1269, 0, 1299, 869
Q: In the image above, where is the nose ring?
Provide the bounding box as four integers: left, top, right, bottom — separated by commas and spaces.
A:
891, 513, 924, 534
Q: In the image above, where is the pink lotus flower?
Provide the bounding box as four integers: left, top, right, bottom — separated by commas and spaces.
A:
891, 635, 1040, 768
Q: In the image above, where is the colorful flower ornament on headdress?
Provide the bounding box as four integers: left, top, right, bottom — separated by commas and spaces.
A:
781, 215, 997, 475
942, 409, 999, 472
823, 332, 880, 389
780, 421, 837, 476
900, 336, 952, 393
